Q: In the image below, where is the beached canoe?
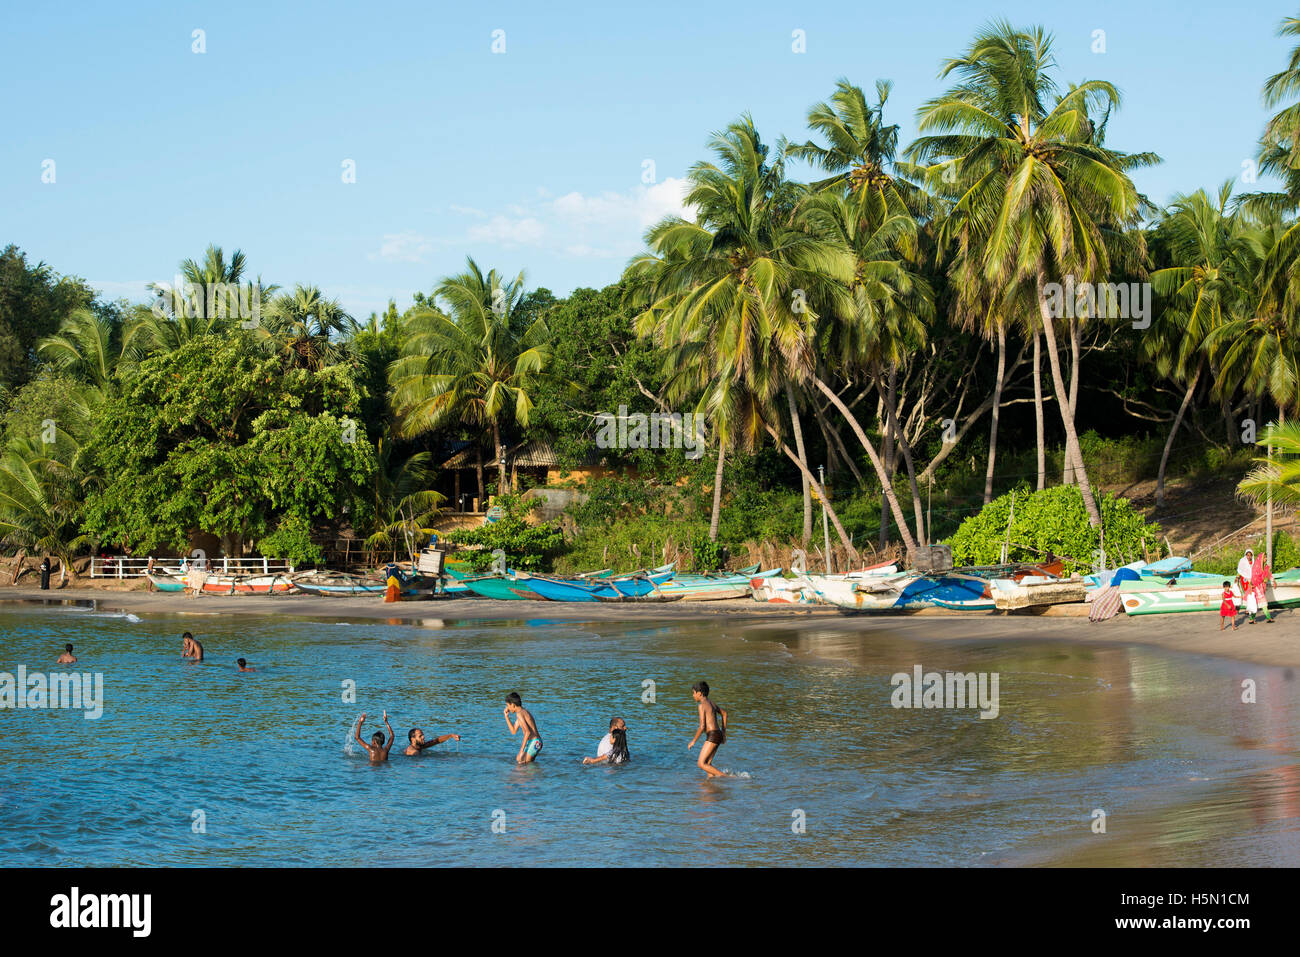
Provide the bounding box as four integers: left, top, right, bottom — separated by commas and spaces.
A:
990, 575, 1087, 611
459, 575, 547, 600
809, 573, 917, 611
751, 562, 899, 604
658, 568, 780, 601
146, 573, 187, 592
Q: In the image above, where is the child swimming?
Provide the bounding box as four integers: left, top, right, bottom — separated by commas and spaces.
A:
687, 681, 728, 778
181, 632, 203, 661
56, 643, 76, 664
503, 692, 543, 763
354, 711, 396, 763
405, 727, 461, 756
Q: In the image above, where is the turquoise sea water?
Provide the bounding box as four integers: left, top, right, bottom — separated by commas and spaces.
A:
1, 604, 1298, 866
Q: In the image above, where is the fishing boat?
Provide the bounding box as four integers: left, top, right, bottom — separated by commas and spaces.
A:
459, 575, 548, 601
657, 567, 780, 601
990, 575, 1087, 611
1117, 569, 1300, 615
146, 573, 187, 592
292, 575, 388, 596
750, 561, 900, 604
523, 568, 676, 602
809, 573, 917, 611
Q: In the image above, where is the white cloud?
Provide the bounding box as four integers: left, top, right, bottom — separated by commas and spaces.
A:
372, 231, 436, 263
368, 178, 693, 264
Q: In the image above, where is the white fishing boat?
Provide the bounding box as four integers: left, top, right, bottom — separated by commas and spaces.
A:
990, 575, 1087, 611
750, 563, 899, 604
808, 573, 916, 611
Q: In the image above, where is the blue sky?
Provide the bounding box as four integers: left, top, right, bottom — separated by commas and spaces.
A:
2, 0, 1291, 317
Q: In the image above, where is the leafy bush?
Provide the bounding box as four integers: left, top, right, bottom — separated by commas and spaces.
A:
944, 483, 1164, 572
445, 494, 565, 572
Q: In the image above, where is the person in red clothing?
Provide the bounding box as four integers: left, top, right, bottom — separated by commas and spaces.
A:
1220, 581, 1238, 631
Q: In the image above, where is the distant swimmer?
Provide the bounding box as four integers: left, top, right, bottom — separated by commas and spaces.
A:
354, 711, 395, 763
504, 692, 543, 763
404, 728, 461, 756
181, 632, 204, 661
584, 719, 629, 766
687, 681, 727, 778
236, 658, 255, 672
56, 643, 76, 664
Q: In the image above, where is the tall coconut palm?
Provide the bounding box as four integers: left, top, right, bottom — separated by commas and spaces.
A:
0, 433, 91, 586
907, 21, 1151, 527
390, 259, 553, 494
1148, 183, 1253, 507
623, 118, 864, 560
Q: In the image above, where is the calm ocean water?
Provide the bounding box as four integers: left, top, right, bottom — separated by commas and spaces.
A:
1, 603, 1298, 866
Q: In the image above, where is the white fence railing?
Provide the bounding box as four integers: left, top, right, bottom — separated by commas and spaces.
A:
89, 557, 296, 579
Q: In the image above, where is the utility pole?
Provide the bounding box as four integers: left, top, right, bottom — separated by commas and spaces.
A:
819, 465, 832, 573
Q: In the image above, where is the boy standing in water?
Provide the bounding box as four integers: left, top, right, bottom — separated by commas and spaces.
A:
688, 681, 728, 778
503, 692, 542, 763
405, 728, 461, 755
354, 711, 395, 763
181, 632, 204, 661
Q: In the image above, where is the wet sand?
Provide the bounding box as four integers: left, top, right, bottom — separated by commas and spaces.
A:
3, 583, 1296, 670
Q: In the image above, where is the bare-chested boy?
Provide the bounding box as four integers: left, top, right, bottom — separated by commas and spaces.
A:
181, 632, 204, 661
404, 727, 461, 756
354, 711, 395, 763
56, 643, 76, 664
687, 681, 727, 778
503, 692, 542, 763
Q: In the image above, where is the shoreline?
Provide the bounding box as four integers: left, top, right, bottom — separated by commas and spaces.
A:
2, 584, 1296, 670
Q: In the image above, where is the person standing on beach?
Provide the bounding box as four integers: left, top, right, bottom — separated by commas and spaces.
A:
56, 643, 76, 664
354, 711, 395, 763
1219, 582, 1238, 631
503, 692, 542, 763
181, 632, 204, 661
39, 557, 50, 590
1237, 549, 1256, 622
1252, 551, 1275, 624
404, 727, 461, 755
688, 681, 727, 778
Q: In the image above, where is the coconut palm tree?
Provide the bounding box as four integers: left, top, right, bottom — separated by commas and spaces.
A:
623, 118, 864, 560
906, 21, 1151, 528
263, 284, 356, 369
389, 259, 553, 495
1148, 183, 1253, 507
0, 433, 91, 586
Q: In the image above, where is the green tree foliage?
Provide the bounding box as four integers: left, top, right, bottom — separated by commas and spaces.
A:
0, 245, 98, 398
81, 333, 376, 553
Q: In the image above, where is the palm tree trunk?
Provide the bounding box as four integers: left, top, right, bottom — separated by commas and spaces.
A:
1155, 363, 1201, 510
812, 374, 919, 556
879, 366, 898, 549
1038, 271, 1101, 527
787, 383, 813, 547
492, 421, 506, 496
876, 367, 926, 544
475, 446, 485, 508
764, 423, 859, 563
708, 444, 725, 543
984, 324, 1006, 506
1063, 317, 1081, 485
813, 400, 866, 486
1034, 328, 1046, 490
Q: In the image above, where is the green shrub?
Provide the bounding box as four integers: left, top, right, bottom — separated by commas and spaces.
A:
446, 494, 565, 572
944, 483, 1164, 572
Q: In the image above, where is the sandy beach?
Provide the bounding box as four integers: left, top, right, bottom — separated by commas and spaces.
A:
5, 583, 1296, 671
